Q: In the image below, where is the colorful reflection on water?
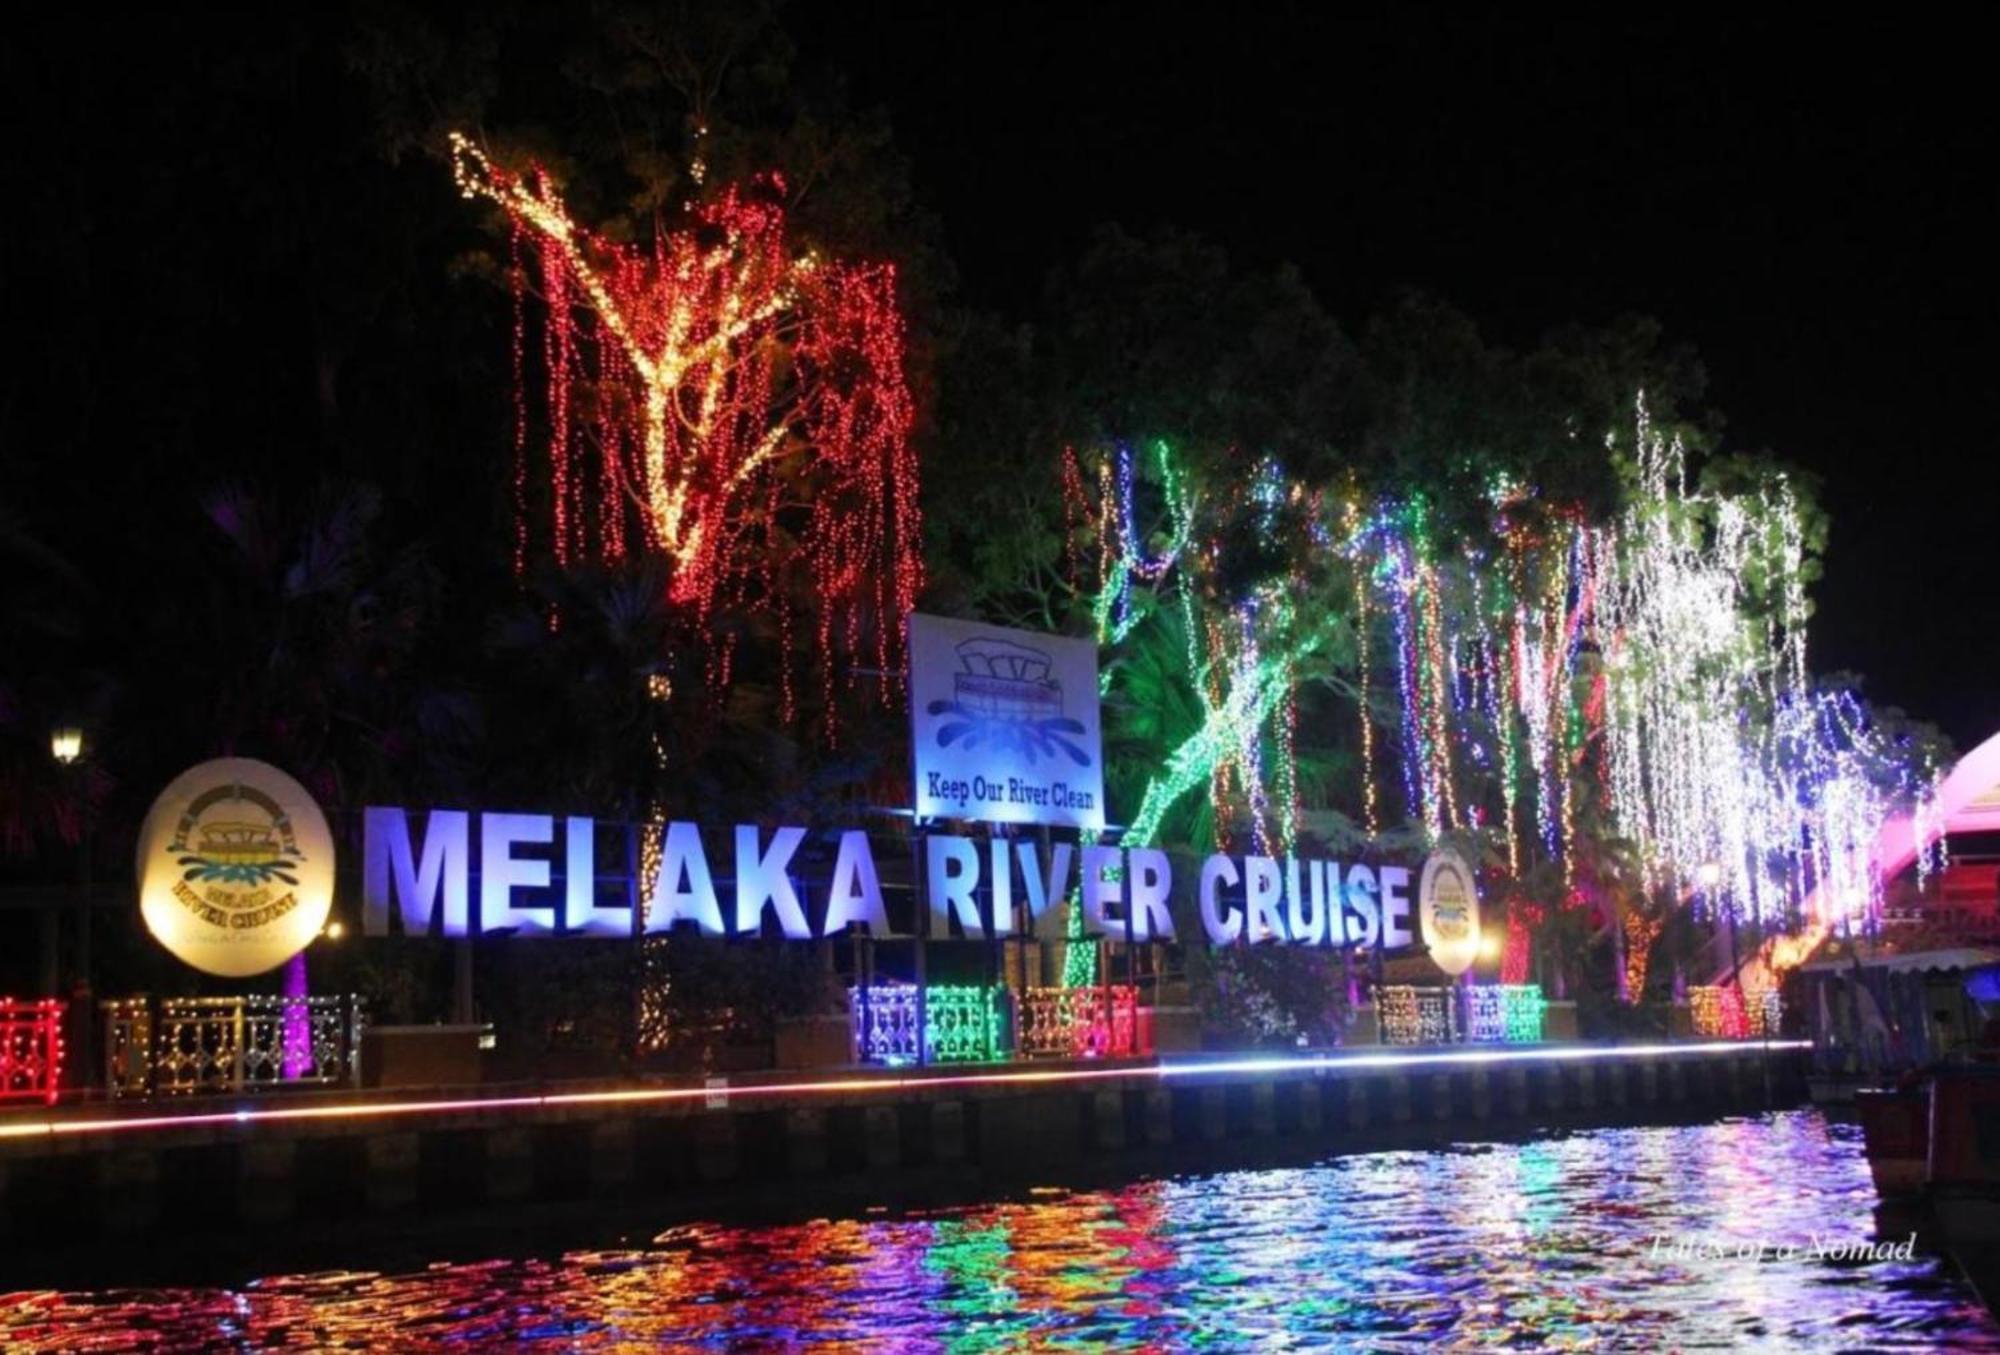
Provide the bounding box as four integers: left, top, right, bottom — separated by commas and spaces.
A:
5, 1109, 1997, 1349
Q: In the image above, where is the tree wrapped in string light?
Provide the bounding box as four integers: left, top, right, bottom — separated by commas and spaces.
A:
450, 134, 921, 718
1063, 403, 1941, 986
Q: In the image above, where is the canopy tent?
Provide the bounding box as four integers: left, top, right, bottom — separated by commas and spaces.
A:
1800, 946, 2000, 976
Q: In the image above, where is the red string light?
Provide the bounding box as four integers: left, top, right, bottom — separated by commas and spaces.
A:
0, 999, 66, 1106
452, 135, 921, 717
1501, 899, 1543, 985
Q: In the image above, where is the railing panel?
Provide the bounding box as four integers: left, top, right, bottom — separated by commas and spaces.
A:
1018, 986, 1145, 1059
1500, 985, 1546, 1043
1379, 985, 1456, 1045
849, 984, 1007, 1065
0, 999, 65, 1105
100, 995, 363, 1098
1690, 983, 1775, 1039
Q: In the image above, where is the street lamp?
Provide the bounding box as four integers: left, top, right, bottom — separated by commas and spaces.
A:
50, 724, 93, 1089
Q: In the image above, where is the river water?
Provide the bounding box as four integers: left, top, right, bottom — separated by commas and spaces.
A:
3, 1108, 1995, 1349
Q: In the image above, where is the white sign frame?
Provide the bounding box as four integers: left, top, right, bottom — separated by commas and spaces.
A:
907, 613, 1106, 830
1419, 847, 1481, 977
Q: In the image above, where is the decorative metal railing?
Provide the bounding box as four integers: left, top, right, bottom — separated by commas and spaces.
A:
849, 983, 1005, 1065
1465, 984, 1507, 1042
1500, 984, 1546, 1043
0, 999, 65, 1104
1381, 984, 1544, 1045
1017, 985, 1146, 1059
851, 982, 921, 1064
925, 984, 1005, 1063
1378, 985, 1456, 1045
1689, 983, 1780, 1040
102, 996, 153, 1098
1754, 987, 1783, 1037
102, 994, 365, 1098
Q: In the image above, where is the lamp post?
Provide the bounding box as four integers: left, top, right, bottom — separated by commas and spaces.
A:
51, 725, 93, 1088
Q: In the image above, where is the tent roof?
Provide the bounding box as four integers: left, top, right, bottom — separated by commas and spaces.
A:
1799, 945, 2000, 975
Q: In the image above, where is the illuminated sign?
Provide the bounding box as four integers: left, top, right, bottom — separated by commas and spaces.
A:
908, 613, 1106, 830
137, 759, 335, 977
359, 807, 1454, 960
1419, 847, 1481, 977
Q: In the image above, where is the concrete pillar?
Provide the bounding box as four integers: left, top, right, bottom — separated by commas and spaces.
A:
931, 1101, 967, 1165
1505, 1066, 1530, 1117
1250, 1083, 1277, 1137
785, 1108, 829, 1176
1297, 1081, 1323, 1134
863, 1105, 901, 1171
364, 1132, 420, 1213
1387, 1074, 1412, 1124
978, 1094, 1081, 1170
1345, 1078, 1370, 1131
237, 1139, 297, 1225
1538, 1065, 1565, 1113
1640, 1062, 1659, 1105
588, 1119, 636, 1194
1093, 1090, 1127, 1151
100, 1149, 160, 1234
1428, 1073, 1453, 1121
1198, 1086, 1228, 1142
486, 1127, 535, 1201
1607, 1062, 1628, 1109
693, 1112, 738, 1182
1575, 1062, 1596, 1111
1142, 1087, 1174, 1146
1470, 1069, 1492, 1120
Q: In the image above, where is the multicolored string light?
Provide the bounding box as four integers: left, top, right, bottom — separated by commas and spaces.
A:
1067, 400, 1938, 971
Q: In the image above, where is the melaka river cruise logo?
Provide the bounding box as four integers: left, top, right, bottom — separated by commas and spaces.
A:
171, 786, 305, 889
137, 758, 335, 977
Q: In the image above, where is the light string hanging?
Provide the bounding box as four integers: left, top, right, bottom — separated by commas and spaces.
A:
1064, 401, 1940, 978
450, 133, 922, 722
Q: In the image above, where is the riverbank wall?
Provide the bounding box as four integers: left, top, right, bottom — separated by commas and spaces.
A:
0, 1040, 1808, 1259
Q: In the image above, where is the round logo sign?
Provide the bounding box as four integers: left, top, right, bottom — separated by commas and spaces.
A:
136, 758, 334, 977
1419, 847, 1480, 977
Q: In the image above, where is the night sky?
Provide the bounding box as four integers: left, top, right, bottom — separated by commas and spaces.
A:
793, 6, 1997, 748
6, 7, 1994, 750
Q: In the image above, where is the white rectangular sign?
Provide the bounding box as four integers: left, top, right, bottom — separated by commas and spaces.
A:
908, 613, 1106, 829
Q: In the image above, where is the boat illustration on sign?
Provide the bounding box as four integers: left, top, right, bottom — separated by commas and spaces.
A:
170, 784, 306, 888
1429, 864, 1473, 940
929, 637, 1092, 766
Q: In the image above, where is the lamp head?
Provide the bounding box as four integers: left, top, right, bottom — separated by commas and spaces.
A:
50, 726, 83, 765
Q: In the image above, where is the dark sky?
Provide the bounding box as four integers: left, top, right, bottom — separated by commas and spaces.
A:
794, 6, 1998, 749
4, 7, 1991, 757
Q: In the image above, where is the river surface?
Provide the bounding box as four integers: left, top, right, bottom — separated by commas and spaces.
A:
3, 1109, 1996, 1350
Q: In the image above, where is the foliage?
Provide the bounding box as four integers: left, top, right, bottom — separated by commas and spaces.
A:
0, 3, 1955, 1047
